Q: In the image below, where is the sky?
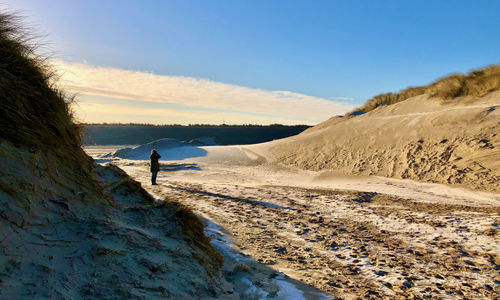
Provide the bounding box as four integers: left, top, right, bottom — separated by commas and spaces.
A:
5, 0, 500, 125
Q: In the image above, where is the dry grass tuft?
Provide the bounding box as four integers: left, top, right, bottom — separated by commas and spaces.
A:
355, 64, 500, 113
169, 201, 223, 273
428, 65, 500, 100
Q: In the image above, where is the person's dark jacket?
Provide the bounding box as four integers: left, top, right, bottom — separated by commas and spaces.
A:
150, 152, 161, 172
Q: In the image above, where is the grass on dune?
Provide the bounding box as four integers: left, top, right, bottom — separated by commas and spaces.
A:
170, 201, 224, 273
355, 64, 500, 113
0, 13, 82, 153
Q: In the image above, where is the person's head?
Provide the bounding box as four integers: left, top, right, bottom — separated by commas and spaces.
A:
151, 149, 157, 155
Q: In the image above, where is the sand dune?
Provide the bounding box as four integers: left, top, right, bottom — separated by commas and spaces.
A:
268, 92, 500, 192
0, 140, 232, 298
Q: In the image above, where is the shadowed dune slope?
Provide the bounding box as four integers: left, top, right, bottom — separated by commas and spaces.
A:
271, 91, 500, 192
0, 13, 224, 298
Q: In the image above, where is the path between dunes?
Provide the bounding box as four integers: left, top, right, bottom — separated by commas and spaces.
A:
101, 143, 500, 299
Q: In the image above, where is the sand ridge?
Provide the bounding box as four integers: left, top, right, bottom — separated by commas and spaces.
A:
268, 92, 500, 192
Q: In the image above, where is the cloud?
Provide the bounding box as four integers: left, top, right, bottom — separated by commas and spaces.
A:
53, 60, 356, 124
74, 101, 311, 125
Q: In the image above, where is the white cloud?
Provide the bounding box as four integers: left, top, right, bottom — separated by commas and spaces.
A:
53, 60, 356, 124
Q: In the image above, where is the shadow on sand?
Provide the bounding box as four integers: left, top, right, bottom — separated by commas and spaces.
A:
160, 146, 208, 160
168, 185, 292, 210
110, 146, 208, 161
204, 221, 333, 299
160, 163, 202, 172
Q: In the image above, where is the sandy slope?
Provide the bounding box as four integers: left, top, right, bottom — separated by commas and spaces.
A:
92, 143, 500, 299
268, 92, 500, 192
0, 141, 230, 299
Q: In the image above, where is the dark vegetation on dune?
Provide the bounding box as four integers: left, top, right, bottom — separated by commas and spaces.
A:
354, 64, 500, 113
0, 13, 97, 191
83, 123, 310, 145
0, 14, 82, 153
0, 13, 224, 297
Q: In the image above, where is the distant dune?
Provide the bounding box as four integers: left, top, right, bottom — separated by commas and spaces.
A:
270, 88, 500, 192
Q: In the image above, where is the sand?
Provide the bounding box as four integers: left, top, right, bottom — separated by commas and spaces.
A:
0, 141, 228, 299
268, 92, 500, 193
89, 141, 500, 299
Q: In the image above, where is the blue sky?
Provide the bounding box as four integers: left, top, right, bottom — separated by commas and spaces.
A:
6, 0, 500, 124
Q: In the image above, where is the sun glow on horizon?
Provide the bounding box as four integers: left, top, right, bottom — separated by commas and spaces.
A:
54, 60, 356, 125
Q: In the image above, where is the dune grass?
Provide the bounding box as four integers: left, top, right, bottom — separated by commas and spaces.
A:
356, 64, 500, 113
169, 201, 224, 273
0, 13, 82, 153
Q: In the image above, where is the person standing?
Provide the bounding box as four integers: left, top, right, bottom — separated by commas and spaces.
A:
150, 149, 161, 185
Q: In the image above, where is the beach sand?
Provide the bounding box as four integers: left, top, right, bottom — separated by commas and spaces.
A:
89, 142, 500, 299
